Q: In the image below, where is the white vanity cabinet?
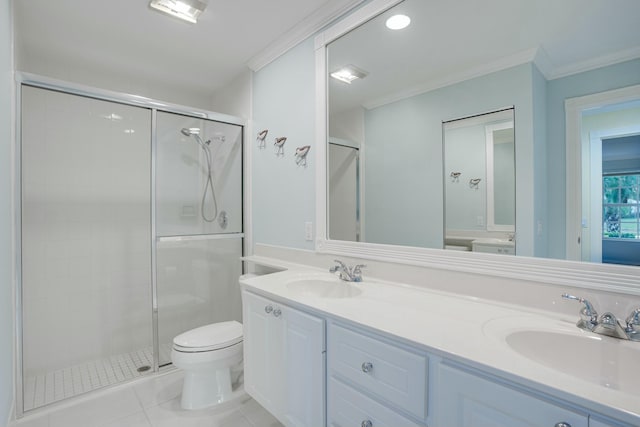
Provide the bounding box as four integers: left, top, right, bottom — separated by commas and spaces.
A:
433, 363, 588, 427
471, 241, 515, 255
242, 290, 325, 427
327, 323, 428, 427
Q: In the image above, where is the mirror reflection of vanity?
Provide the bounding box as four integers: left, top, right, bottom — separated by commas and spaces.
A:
320, 0, 640, 271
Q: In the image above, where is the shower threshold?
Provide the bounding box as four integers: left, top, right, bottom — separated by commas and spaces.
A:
23, 344, 173, 411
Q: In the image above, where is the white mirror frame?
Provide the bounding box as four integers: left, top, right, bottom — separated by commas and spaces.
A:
314, 0, 640, 295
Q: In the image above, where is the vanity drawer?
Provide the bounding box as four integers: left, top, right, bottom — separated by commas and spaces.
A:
328, 323, 428, 420
328, 377, 423, 427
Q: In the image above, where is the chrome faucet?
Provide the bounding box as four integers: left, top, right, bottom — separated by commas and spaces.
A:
562, 293, 640, 341
329, 260, 366, 282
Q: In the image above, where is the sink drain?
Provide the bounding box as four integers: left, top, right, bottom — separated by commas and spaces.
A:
137, 365, 151, 373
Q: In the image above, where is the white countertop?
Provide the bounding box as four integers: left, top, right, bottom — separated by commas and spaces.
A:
240, 268, 640, 425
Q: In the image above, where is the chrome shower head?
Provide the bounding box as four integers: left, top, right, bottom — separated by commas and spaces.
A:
181, 127, 200, 136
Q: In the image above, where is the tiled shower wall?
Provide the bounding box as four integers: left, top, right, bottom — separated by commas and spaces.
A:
21, 86, 153, 377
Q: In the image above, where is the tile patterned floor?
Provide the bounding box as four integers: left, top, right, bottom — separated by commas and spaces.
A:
23, 345, 173, 411
13, 370, 282, 427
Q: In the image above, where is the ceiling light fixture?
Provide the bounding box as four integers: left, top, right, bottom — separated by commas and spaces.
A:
330, 65, 368, 84
385, 14, 411, 30
149, 0, 208, 24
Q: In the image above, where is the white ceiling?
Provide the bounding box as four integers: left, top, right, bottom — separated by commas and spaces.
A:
328, 0, 640, 114
13, 0, 361, 104
13, 0, 640, 112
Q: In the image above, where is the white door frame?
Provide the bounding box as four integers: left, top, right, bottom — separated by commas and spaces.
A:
565, 84, 640, 261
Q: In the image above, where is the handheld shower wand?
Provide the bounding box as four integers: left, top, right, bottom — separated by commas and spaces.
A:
181, 128, 218, 222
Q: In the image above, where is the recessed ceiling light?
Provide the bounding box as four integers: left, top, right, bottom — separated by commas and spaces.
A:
330, 65, 368, 84
385, 14, 411, 30
149, 0, 208, 24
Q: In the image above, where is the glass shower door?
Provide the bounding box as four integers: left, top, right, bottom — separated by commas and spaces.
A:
20, 86, 153, 410
155, 111, 243, 366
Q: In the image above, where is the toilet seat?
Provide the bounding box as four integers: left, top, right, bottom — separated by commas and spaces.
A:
173, 320, 243, 353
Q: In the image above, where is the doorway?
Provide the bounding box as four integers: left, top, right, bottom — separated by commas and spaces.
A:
565, 84, 640, 264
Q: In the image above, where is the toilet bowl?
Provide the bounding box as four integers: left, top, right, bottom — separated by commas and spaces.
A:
171, 320, 244, 410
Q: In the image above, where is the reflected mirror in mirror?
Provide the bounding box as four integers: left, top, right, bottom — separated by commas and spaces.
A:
325, 0, 640, 265
443, 108, 515, 255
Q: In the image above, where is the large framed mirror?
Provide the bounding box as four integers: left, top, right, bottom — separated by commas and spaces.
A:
315, 0, 640, 290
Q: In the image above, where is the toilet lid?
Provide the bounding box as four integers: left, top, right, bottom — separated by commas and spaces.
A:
173, 321, 243, 352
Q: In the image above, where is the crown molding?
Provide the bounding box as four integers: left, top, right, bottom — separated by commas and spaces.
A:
246, 0, 365, 72
546, 46, 640, 81
362, 48, 539, 110
357, 44, 640, 111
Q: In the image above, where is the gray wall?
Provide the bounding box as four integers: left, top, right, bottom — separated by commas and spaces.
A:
1, 0, 14, 423
251, 37, 316, 250
362, 64, 538, 255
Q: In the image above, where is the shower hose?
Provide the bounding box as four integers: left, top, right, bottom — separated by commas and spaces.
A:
199, 141, 218, 222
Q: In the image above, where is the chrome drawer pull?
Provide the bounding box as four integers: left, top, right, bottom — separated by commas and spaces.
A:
264, 305, 273, 314
361, 362, 373, 373
554, 423, 571, 427
361, 420, 372, 427
273, 308, 282, 317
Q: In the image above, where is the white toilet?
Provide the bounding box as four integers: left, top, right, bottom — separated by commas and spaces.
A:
171, 320, 244, 410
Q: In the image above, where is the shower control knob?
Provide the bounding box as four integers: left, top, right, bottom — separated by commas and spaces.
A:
273, 308, 282, 317
361, 362, 373, 373
361, 420, 373, 427
264, 305, 273, 314
554, 423, 571, 427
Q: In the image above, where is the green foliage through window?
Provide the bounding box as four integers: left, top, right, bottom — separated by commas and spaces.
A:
603, 174, 640, 239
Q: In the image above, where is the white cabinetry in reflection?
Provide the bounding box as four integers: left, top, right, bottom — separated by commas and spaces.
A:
242, 290, 325, 427
433, 363, 588, 427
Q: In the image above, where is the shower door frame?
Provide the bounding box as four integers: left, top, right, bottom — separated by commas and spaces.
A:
14, 72, 246, 418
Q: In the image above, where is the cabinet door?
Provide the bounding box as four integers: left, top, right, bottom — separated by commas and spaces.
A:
434, 364, 588, 427
281, 302, 325, 427
243, 290, 282, 414
242, 290, 325, 427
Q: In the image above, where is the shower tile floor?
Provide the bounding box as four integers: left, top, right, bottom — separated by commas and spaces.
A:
23, 345, 173, 411
14, 368, 282, 427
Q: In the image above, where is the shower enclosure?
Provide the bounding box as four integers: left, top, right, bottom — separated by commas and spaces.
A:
17, 78, 243, 414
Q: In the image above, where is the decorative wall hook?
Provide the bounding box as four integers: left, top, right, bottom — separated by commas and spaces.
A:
257, 129, 268, 148
274, 137, 287, 156
295, 145, 311, 167
469, 178, 482, 189
450, 172, 461, 182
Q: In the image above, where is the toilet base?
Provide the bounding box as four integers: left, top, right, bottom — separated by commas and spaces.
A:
180, 368, 245, 410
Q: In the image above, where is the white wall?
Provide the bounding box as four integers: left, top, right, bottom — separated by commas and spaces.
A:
15, 51, 212, 111
1, 0, 14, 422
329, 106, 365, 144
210, 69, 252, 120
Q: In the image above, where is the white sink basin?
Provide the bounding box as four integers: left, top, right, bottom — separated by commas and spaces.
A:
483, 314, 640, 394
285, 278, 363, 298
